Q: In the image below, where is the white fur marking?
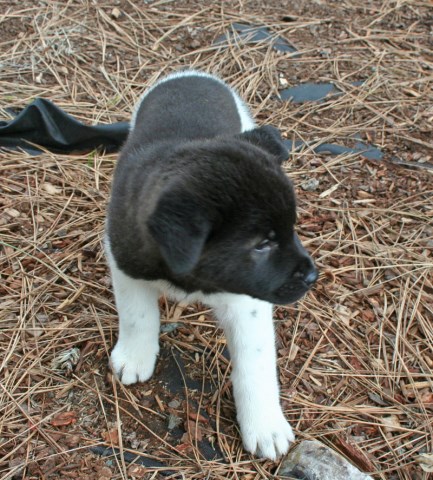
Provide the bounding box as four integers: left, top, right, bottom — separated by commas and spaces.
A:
209, 294, 295, 459
105, 240, 160, 384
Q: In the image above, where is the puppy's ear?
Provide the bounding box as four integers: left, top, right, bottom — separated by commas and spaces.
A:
148, 189, 211, 276
240, 125, 289, 164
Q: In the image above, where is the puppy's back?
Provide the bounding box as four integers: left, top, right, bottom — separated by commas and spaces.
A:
129, 71, 253, 145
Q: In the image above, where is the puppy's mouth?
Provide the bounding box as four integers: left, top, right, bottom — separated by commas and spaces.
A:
270, 281, 314, 305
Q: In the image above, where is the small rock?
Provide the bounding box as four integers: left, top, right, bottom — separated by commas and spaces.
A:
320, 47, 332, 57
161, 322, 180, 333
168, 413, 182, 430
301, 178, 320, 191
279, 440, 373, 480
111, 7, 121, 19
168, 399, 180, 408
35, 313, 49, 323
367, 392, 387, 406
279, 75, 289, 87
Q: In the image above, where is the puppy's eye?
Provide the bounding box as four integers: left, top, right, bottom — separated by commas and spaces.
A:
254, 231, 277, 252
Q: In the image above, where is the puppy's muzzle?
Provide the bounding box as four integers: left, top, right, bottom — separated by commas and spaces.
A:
292, 256, 318, 287
291, 233, 318, 287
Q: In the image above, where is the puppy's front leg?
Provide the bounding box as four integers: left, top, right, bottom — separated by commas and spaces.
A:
213, 295, 294, 460
108, 257, 160, 385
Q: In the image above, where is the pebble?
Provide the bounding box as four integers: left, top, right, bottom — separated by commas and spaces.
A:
168, 413, 182, 430
111, 7, 121, 19
279, 440, 373, 480
301, 178, 320, 191
161, 322, 180, 333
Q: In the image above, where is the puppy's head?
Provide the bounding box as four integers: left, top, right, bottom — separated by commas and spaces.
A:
148, 126, 317, 304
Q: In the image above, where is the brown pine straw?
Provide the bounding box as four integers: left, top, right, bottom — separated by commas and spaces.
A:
1, 1, 432, 479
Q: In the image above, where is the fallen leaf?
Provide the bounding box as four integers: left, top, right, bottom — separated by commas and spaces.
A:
184, 420, 203, 441
50, 411, 77, 427
349, 355, 363, 371
352, 423, 378, 437
335, 304, 353, 326
175, 442, 191, 452
188, 411, 209, 424
382, 415, 401, 433
419, 390, 433, 406
101, 428, 119, 445
128, 465, 148, 477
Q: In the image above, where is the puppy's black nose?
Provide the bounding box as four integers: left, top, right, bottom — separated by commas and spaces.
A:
293, 258, 318, 286
303, 267, 318, 286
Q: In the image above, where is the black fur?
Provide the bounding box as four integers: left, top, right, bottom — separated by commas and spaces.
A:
107, 73, 317, 305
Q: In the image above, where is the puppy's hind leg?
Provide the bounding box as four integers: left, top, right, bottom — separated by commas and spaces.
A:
211, 295, 294, 460
108, 257, 160, 385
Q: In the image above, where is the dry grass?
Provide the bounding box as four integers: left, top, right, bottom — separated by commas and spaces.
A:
1, 0, 432, 479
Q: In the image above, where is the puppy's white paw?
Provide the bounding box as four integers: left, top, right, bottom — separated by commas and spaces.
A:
239, 409, 295, 460
110, 342, 159, 385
